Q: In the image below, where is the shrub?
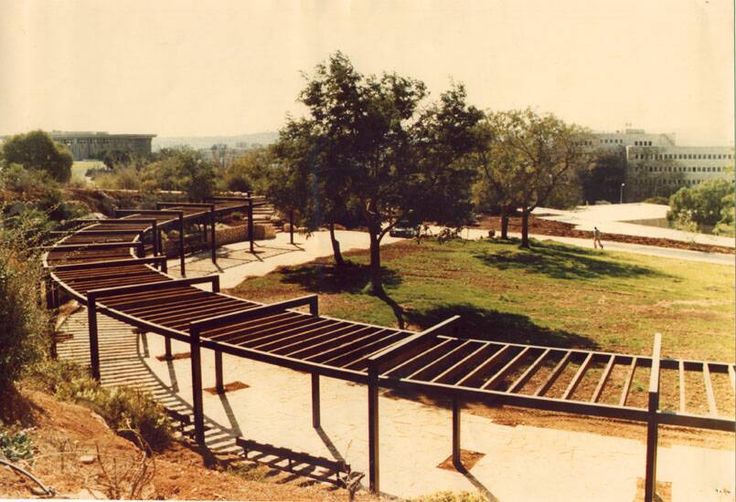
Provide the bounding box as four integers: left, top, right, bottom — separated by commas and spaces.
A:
28, 360, 172, 451
0, 213, 51, 393
0, 426, 34, 462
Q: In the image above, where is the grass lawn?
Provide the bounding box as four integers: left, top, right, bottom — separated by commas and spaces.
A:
227, 238, 734, 362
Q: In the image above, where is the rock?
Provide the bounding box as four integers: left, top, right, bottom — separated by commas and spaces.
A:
79, 454, 97, 465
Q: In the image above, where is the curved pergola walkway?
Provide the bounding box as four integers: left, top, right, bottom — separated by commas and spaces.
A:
44, 196, 735, 500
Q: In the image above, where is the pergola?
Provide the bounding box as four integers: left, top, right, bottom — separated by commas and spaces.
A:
44, 196, 736, 502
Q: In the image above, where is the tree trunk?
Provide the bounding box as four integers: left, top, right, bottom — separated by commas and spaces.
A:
328, 222, 345, 266
500, 207, 510, 240
369, 227, 383, 295
520, 210, 531, 248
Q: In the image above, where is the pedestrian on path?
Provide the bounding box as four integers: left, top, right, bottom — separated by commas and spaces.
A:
593, 226, 604, 249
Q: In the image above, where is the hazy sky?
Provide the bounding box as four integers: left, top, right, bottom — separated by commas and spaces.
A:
1, 0, 733, 145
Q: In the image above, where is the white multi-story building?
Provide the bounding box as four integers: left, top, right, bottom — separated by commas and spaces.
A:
591, 129, 734, 201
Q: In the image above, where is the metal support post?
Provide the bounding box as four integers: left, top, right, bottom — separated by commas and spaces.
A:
311, 373, 321, 428
151, 221, 160, 259
178, 213, 186, 277
289, 209, 295, 245
368, 363, 380, 493
215, 351, 224, 393
452, 397, 462, 469
164, 337, 172, 360
190, 327, 205, 445
644, 333, 662, 502
644, 391, 660, 502
247, 198, 255, 253
87, 296, 100, 381
210, 207, 217, 264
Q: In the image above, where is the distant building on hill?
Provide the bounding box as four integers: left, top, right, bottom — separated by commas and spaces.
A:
48, 131, 156, 160
591, 129, 734, 201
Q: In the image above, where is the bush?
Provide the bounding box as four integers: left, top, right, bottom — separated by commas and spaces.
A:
643, 196, 669, 205
28, 360, 172, 451
0, 214, 51, 393
0, 426, 34, 462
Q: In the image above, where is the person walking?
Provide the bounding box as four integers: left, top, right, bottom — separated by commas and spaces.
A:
593, 226, 604, 249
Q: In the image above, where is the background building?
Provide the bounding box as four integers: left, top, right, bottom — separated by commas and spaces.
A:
49, 131, 156, 160
591, 129, 734, 201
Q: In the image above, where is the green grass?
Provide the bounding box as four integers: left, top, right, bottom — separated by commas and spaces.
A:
227, 238, 735, 361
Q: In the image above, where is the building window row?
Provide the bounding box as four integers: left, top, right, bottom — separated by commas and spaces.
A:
635, 178, 705, 186
645, 165, 724, 173
632, 153, 733, 160
633, 140, 653, 146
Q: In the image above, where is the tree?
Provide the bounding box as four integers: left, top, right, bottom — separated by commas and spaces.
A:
667, 179, 734, 230
2, 130, 73, 182
142, 148, 216, 201
581, 151, 626, 204
222, 147, 273, 193
478, 109, 593, 248
275, 52, 482, 292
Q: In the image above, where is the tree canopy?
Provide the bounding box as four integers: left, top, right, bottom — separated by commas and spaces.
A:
2, 130, 73, 182
668, 179, 734, 235
273, 52, 483, 292
475, 109, 593, 247
142, 148, 216, 201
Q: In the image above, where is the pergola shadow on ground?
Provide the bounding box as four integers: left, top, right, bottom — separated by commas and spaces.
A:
56, 309, 358, 489
167, 241, 305, 277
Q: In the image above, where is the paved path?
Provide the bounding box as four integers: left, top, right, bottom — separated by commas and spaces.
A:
534, 203, 735, 248
168, 230, 403, 288
57, 310, 735, 501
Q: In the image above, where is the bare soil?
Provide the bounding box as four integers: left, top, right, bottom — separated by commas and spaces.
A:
0, 389, 372, 500
477, 215, 735, 255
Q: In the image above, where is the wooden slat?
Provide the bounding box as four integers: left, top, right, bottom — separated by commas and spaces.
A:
407, 341, 476, 381
282, 325, 378, 358
482, 347, 530, 390
431, 342, 490, 384
618, 357, 638, 407
142, 298, 247, 322
254, 320, 352, 351
534, 351, 571, 397
455, 344, 512, 388
507, 348, 551, 393
324, 333, 406, 369
206, 313, 302, 343
702, 363, 718, 416
384, 339, 458, 379
679, 360, 686, 413
590, 355, 616, 403
562, 353, 594, 400
238, 320, 344, 352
